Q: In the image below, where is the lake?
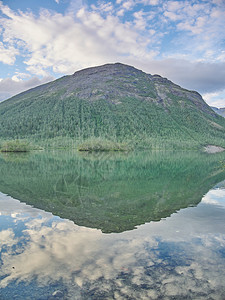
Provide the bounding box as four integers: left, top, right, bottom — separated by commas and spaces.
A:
0, 150, 225, 299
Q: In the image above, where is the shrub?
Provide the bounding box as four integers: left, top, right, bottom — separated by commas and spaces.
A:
0, 140, 31, 152
77, 137, 129, 152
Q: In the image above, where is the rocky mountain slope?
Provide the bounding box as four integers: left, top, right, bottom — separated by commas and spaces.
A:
0, 63, 225, 148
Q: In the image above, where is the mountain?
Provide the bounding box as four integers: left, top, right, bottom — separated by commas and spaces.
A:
211, 106, 225, 118
0, 63, 225, 148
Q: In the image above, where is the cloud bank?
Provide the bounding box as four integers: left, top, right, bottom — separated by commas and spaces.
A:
0, 188, 225, 298
0, 0, 224, 106
0, 75, 54, 102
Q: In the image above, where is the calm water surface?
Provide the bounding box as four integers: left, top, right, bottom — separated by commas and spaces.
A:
0, 150, 225, 299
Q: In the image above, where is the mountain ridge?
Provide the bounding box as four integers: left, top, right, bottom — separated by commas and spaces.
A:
0, 63, 225, 149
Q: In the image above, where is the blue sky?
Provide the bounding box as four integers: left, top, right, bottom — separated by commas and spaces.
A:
0, 0, 225, 107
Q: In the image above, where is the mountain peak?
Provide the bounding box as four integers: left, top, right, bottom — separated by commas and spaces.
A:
73, 62, 144, 77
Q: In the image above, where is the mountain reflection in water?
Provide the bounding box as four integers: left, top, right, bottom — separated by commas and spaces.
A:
0, 150, 224, 232
0, 150, 225, 299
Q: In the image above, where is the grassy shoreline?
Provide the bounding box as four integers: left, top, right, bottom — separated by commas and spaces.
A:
0, 136, 225, 152
0, 140, 42, 153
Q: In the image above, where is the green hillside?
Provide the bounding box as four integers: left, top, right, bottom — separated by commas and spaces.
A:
0, 63, 225, 149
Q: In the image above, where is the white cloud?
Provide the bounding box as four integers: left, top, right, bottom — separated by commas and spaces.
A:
148, 0, 160, 5
0, 193, 52, 218
164, 10, 182, 21
0, 42, 18, 65
122, 0, 135, 10
0, 75, 54, 102
177, 16, 207, 35
141, 0, 160, 5
202, 189, 225, 207
94, 2, 114, 13
149, 29, 155, 35
166, 1, 184, 12
133, 11, 147, 30
117, 8, 125, 16
0, 229, 17, 247
0, 3, 153, 77
1, 186, 225, 298
202, 90, 225, 108
0, 0, 224, 99
11, 72, 31, 82
161, 1, 225, 62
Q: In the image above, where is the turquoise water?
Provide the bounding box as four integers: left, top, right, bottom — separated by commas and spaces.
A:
0, 150, 225, 299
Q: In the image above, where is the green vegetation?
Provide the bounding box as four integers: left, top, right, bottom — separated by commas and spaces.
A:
1, 94, 225, 149
0, 63, 225, 149
77, 137, 129, 151
0, 150, 224, 232
0, 140, 32, 152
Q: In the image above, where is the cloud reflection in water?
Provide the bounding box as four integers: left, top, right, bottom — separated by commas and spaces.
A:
0, 190, 225, 299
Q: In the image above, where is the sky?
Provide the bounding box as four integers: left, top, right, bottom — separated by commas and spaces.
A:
0, 0, 224, 107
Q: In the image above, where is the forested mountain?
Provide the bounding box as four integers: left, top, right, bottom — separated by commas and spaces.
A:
0, 63, 225, 148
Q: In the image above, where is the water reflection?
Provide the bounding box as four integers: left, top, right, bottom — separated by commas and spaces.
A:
1, 150, 225, 298
0, 150, 224, 232
0, 188, 225, 299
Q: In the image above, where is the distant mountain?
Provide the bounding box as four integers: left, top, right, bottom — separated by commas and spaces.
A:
211, 106, 225, 118
0, 63, 225, 148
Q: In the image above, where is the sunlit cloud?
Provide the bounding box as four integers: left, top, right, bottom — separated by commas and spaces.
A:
0, 42, 19, 65
0, 229, 17, 247
1, 188, 225, 298
203, 90, 225, 108
202, 189, 225, 207
0, 0, 224, 105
